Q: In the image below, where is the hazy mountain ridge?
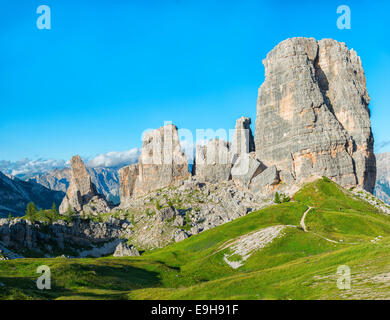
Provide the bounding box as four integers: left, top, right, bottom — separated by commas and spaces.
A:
27, 167, 120, 205
0, 171, 64, 217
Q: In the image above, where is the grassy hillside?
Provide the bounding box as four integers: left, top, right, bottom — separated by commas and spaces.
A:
1, 178, 389, 300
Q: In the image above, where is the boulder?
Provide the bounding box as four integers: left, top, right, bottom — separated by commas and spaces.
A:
231, 153, 265, 188
249, 165, 280, 193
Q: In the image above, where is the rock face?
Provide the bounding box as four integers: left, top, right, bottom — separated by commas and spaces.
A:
375, 153, 390, 204
119, 124, 189, 204
254, 37, 376, 193
118, 164, 139, 207
0, 217, 132, 258
192, 139, 232, 183
59, 156, 110, 214
231, 153, 265, 189
113, 241, 140, 257
231, 116, 255, 156
249, 165, 280, 194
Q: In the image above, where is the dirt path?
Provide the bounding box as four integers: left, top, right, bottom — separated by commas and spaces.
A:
300, 206, 313, 232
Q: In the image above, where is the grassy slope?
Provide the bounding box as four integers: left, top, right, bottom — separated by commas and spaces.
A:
1, 178, 390, 300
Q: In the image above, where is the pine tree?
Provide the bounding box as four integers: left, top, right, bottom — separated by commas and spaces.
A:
51, 202, 58, 214
274, 192, 281, 204
25, 202, 38, 221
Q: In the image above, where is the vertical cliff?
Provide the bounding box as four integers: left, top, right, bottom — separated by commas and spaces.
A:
254, 37, 376, 192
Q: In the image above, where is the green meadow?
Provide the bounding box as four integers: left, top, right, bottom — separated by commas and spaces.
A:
1, 178, 389, 300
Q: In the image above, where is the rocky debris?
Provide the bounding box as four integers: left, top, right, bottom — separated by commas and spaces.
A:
0, 171, 64, 218
122, 176, 272, 249
254, 37, 376, 193
118, 164, 139, 207
249, 165, 280, 193
375, 153, 390, 205
351, 188, 390, 215
231, 116, 255, 156
0, 217, 132, 257
231, 153, 265, 189
59, 156, 110, 214
222, 225, 287, 269
192, 139, 232, 183
113, 241, 140, 257
82, 195, 112, 216
119, 124, 189, 204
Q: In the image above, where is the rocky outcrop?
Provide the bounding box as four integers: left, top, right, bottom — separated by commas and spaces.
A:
192, 117, 259, 186
0, 217, 132, 258
119, 124, 189, 204
231, 153, 265, 189
254, 37, 376, 193
124, 176, 272, 249
59, 156, 110, 214
375, 153, 390, 204
231, 116, 255, 156
135, 124, 189, 196
118, 164, 139, 207
113, 241, 140, 257
192, 139, 232, 183
249, 165, 280, 193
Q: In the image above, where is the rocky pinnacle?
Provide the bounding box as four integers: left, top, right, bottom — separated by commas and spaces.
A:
254, 37, 376, 192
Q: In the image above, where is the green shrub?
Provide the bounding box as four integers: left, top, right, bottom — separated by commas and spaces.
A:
274, 192, 281, 204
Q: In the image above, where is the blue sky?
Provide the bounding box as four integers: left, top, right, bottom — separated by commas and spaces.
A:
1, 0, 389, 163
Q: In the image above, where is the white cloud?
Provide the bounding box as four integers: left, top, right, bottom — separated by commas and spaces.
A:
0, 158, 67, 177
88, 148, 140, 168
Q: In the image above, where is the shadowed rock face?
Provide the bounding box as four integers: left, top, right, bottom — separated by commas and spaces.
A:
118, 164, 139, 207
254, 37, 376, 193
59, 156, 109, 214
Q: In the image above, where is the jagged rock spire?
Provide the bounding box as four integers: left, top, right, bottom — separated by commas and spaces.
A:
59, 155, 109, 214
254, 37, 376, 192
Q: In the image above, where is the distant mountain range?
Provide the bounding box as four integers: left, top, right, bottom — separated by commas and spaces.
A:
0, 166, 121, 217
0, 171, 64, 218
0, 151, 389, 218
375, 153, 390, 205
27, 167, 120, 204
